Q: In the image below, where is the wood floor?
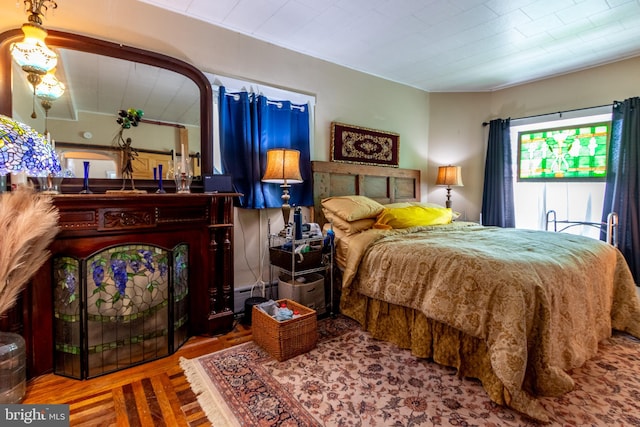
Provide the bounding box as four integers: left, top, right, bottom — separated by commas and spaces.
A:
23, 320, 253, 427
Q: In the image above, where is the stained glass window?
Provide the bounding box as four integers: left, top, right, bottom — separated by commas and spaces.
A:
517, 122, 609, 181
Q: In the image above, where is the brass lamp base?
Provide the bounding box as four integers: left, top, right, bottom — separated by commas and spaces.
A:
280, 183, 291, 225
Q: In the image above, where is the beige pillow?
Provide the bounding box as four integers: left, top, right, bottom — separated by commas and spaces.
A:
323, 209, 375, 235
321, 195, 384, 221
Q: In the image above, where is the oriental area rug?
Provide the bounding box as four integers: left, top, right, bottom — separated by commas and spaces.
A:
180, 315, 640, 426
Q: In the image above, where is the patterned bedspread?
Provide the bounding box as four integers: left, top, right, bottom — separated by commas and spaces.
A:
340, 223, 640, 421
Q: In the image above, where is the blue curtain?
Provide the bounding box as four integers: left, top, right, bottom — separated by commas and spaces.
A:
219, 86, 312, 209
481, 118, 515, 227
601, 98, 640, 283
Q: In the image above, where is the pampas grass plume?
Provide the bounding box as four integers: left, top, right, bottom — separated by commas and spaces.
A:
0, 186, 59, 317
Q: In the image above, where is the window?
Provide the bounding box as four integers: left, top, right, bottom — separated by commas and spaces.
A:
205, 73, 316, 174
517, 122, 609, 181
510, 106, 612, 238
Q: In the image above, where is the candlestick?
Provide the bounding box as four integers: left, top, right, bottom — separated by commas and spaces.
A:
181, 143, 186, 172
153, 167, 157, 181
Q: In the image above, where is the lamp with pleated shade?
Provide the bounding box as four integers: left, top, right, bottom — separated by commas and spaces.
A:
435, 165, 463, 208
262, 148, 303, 226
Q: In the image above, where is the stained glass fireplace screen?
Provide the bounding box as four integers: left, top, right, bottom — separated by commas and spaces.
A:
53, 243, 189, 379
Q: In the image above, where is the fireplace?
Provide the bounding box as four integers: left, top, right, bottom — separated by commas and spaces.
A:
0, 194, 237, 379
52, 243, 189, 379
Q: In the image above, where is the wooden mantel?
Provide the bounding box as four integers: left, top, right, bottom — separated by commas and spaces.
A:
5, 193, 239, 379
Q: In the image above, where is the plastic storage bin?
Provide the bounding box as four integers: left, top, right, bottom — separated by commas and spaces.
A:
278, 272, 326, 314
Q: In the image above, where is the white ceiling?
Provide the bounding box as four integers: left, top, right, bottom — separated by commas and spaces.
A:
57, 49, 201, 125
138, 0, 640, 92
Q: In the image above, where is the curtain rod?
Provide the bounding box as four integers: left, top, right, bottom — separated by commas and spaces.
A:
140, 118, 185, 128
482, 103, 613, 126
223, 91, 306, 110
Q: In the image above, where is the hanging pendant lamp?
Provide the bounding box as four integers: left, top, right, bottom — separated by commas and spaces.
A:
10, 1, 59, 118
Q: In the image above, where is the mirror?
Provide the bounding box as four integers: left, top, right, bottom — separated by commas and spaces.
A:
0, 28, 213, 190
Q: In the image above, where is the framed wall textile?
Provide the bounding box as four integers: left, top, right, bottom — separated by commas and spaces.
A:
330, 122, 399, 167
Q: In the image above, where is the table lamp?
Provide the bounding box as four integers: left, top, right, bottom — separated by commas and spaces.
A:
435, 165, 463, 208
0, 114, 61, 192
262, 148, 303, 226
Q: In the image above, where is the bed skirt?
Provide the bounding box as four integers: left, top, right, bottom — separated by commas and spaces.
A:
340, 288, 546, 421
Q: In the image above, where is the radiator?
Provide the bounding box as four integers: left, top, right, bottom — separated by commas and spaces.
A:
233, 282, 278, 314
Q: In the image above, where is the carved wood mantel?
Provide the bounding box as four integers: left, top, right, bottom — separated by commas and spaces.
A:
13, 193, 238, 378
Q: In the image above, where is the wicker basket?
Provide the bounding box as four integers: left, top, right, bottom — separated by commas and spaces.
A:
252, 299, 318, 361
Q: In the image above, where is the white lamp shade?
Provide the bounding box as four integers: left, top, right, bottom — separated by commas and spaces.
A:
36, 71, 65, 101
10, 23, 57, 75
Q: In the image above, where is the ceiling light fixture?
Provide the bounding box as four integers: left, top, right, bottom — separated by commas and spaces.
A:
10, 1, 59, 118
36, 69, 65, 133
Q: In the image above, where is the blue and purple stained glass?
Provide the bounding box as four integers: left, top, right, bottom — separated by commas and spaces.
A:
86, 244, 169, 315
0, 114, 61, 176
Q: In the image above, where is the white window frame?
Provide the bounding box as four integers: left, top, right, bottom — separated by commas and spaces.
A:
510, 105, 612, 239
205, 73, 316, 174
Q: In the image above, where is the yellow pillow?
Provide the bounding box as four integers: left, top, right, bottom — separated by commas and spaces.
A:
385, 201, 461, 220
374, 206, 453, 229
321, 196, 384, 221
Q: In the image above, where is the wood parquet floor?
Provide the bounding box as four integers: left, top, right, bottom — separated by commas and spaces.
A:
23, 320, 253, 427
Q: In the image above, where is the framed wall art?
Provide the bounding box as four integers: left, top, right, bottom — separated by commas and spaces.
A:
330, 122, 399, 167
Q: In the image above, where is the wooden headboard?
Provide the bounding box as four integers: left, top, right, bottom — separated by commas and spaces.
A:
311, 161, 421, 226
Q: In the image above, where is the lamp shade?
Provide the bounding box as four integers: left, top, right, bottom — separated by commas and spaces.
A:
36, 70, 65, 101
10, 23, 57, 76
0, 114, 61, 176
435, 165, 463, 187
262, 149, 303, 184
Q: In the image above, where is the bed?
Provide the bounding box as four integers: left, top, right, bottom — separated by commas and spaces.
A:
311, 160, 640, 422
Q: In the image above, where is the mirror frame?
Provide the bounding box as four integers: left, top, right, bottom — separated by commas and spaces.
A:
0, 28, 213, 192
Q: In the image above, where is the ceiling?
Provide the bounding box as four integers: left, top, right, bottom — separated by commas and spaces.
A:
138, 0, 640, 92
57, 48, 201, 125
12, 0, 640, 129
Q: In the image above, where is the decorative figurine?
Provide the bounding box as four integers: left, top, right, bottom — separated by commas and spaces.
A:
107, 108, 146, 194
118, 136, 138, 191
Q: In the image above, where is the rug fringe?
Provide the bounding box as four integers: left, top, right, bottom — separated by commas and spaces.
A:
179, 356, 240, 427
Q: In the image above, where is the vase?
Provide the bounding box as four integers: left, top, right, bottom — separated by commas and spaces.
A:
174, 160, 192, 194
156, 164, 166, 194
80, 161, 92, 194
0, 332, 26, 403
9, 172, 27, 191
37, 174, 64, 194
